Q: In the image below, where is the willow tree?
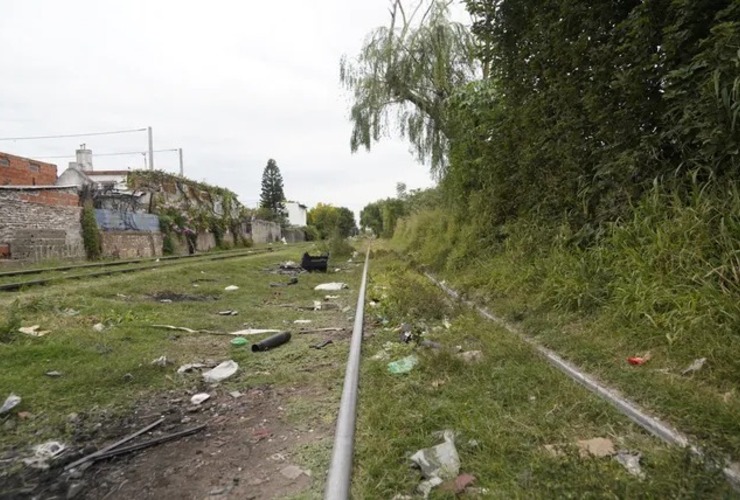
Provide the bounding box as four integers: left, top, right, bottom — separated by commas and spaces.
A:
340, 0, 478, 176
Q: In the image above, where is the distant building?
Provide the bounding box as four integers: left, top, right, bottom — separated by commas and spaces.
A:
0, 151, 58, 186
57, 147, 130, 192
285, 201, 307, 227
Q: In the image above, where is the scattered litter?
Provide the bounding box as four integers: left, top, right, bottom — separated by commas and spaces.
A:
681, 357, 707, 375
441, 473, 477, 494
614, 450, 645, 479
410, 430, 460, 498
229, 328, 284, 336
92, 323, 105, 332
280, 465, 311, 480
218, 310, 239, 316
229, 391, 242, 399
270, 277, 298, 287
150, 291, 216, 302
313, 300, 322, 311
45, 371, 63, 377
116, 293, 129, 299
68, 423, 203, 467
0, 394, 21, 415
224, 285, 239, 291
457, 350, 483, 363
297, 327, 347, 335
302, 253, 328, 272
325, 295, 339, 300
191, 393, 211, 405
151, 356, 172, 367
22, 441, 66, 470
314, 282, 348, 291
203, 360, 238, 383
310, 339, 333, 349
151, 324, 226, 335
252, 332, 291, 352
388, 355, 419, 374
177, 363, 206, 374
18, 325, 51, 337
230, 337, 248, 347
442, 318, 451, 329
627, 352, 652, 366
280, 261, 300, 270
61, 308, 80, 317
294, 319, 312, 324
577, 437, 615, 458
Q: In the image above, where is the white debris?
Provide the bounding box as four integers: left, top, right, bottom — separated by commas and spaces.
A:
614, 450, 645, 479
314, 282, 348, 291
229, 328, 283, 336
18, 325, 51, 337
191, 393, 211, 405
177, 363, 206, 375
203, 360, 238, 383
0, 394, 21, 415
22, 441, 66, 470
92, 323, 105, 332
151, 356, 171, 367
224, 285, 239, 291
681, 357, 707, 375
294, 319, 312, 324
410, 430, 460, 499
280, 465, 311, 480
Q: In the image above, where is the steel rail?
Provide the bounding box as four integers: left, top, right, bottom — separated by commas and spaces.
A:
0, 249, 271, 292
426, 272, 740, 492
324, 248, 371, 500
0, 247, 266, 278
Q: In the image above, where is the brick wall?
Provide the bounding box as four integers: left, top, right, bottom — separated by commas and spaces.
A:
101, 231, 163, 259
0, 152, 58, 186
0, 191, 84, 260
18, 189, 79, 206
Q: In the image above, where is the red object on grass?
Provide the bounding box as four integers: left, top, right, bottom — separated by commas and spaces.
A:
627, 357, 647, 365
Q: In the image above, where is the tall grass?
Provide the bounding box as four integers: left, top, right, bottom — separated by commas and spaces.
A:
392, 178, 740, 383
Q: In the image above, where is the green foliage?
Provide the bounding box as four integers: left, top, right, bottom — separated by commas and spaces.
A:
162, 233, 175, 256
361, 187, 441, 237
81, 201, 102, 260
315, 232, 356, 259
0, 301, 20, 343
259, 159, 287, 224
340, 0, 478, 174
307, 203, 357, 239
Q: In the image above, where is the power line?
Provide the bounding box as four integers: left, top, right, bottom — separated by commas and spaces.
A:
34, 148, 179, 159
0, 127, 147, 142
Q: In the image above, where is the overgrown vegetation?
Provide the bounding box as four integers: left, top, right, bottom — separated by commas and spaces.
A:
352, 0, 740, 464
307, 203, 358, 240
129, 170, 250, 252
81, 201, 102, 260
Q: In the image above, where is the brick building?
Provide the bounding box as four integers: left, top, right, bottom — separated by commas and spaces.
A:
0, 151, 58, 186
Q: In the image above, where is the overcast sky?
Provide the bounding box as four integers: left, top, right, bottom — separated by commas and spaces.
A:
0, 0, 470, 218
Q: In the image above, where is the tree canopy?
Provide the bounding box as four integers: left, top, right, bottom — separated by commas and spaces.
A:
308, 203, 358, 239
259, 159, 286, 223
340, 0, 479, 176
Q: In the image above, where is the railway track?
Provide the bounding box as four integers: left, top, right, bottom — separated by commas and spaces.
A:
0, 248, 273, 292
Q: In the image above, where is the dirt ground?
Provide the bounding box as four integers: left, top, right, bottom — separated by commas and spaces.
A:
84, 385, 327, 500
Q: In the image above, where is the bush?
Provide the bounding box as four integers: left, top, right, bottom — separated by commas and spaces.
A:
162, 233, 175, 255
81, 201, 102, 260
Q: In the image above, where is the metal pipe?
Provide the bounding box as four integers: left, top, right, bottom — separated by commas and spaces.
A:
324, 249, 370, 500
251, 332, 291, 352
147, 126, 154, 170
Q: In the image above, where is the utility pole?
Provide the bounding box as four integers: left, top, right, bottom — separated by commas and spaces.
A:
178, 148, 184, 176
147, 126, 154, 170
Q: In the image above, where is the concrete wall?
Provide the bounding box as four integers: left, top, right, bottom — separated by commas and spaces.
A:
101, 231, 163, 259
251, 219, 281, 244
283, 227, 306, 243
0, 191, 84, 260
0, 152, 58, 186
285, 202, 307, 227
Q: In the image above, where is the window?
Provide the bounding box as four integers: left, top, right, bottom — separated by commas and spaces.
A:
29, 163, 40, 172
0, 157, 8, 167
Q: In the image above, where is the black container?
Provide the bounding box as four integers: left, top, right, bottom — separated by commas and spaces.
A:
301, 252, 329, 272
251, 332, 291, 352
